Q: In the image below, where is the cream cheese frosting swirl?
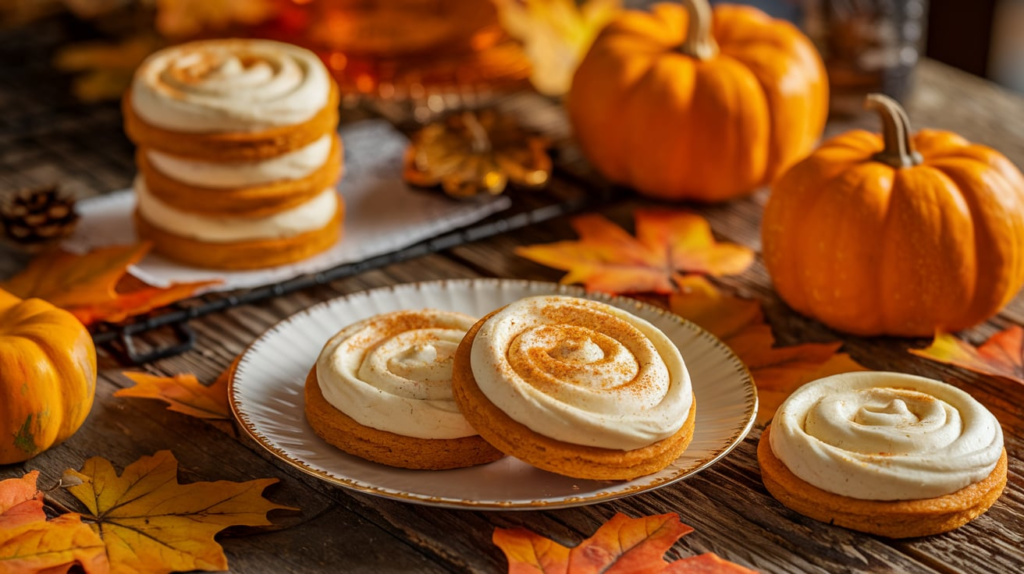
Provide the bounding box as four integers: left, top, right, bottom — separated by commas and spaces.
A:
316, 310, 479, 439
134, 176, 337, 242
470, 296, 692, 450
131, 39, 331, 133
771, 372, 1004, 500
146, 134, 332, 188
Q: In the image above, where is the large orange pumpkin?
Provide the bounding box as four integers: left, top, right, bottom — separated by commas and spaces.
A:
567, 0, 828, 202
0, 289, 97, 464
762, 94, 1024, 337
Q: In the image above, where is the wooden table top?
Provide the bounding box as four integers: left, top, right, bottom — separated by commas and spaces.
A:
2, 28, 1023, 572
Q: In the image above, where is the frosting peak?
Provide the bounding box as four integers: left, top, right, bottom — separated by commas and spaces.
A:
771, 372, 1003, 500
131, 39, 332, 133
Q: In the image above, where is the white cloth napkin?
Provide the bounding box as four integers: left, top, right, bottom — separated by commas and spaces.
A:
62, 120, 511, 291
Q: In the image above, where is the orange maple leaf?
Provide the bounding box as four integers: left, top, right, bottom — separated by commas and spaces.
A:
2, 244, 148, 309
910, 326, 1024, 387
493, 513, 755, 573
63, 450, 293, 574
116, 369, 231, 420
516, 210, 754, 294
0, 471, 45, 530
0, 243, 219, 326
0, 471, 109, 574
670, 276, 867, 424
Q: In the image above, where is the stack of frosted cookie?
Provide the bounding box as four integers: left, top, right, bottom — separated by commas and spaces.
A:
124, 39, 343, 270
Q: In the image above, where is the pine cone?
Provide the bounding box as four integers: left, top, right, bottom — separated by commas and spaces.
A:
0, 184, 79, 248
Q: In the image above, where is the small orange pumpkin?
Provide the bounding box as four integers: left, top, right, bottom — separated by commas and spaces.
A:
762, 94, 1024, 336
0, 289, 97, 464
567, 0, 828, 202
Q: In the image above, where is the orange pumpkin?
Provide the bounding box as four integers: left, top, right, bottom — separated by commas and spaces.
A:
762, 94, 1024, 337
0, 289, 97, 464
567, 0, 827, 202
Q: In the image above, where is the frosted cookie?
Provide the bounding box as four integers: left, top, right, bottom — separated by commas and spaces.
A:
452, 295, 696, 480
124, 39, 337, 160
758, 372, 1007, 538
307, 310, 503, 470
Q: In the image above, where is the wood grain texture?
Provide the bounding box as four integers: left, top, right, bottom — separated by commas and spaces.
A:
2, 59, 1024, 573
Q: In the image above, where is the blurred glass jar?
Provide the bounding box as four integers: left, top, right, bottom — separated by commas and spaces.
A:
803, 0, 928, 116
264, 0, 530, 105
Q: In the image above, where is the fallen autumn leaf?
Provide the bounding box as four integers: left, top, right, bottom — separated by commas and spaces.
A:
670, 276, 867, 424
0, 471, 109, 574
516, 210, 754, 294
116, 371, 231, 420
910, 326, 1024, 387
0, 243, 219, 326
63, 450, 293, 574
493, 512, 756, 573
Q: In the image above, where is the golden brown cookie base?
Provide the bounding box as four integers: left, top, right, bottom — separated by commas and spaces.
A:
134, 202, 343, 270
451, 309, 697, 481
123, 83, 339, 161
304, 368, 504, 470
137, 135, 343, 218
757, 425, 1008, 538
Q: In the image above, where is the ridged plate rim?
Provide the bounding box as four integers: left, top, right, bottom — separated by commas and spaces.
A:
229, 278, 757, 510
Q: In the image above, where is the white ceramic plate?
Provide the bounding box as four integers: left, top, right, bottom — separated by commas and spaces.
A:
230, 279, 757, 509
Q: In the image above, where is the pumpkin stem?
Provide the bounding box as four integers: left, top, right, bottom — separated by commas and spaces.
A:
865, 94, 922, 168
679, 0, 719, 61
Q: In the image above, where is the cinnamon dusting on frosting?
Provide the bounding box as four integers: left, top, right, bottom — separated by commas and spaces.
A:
131, 39, 331, 133
470, 295, 692, 450
316, 309, 479, 439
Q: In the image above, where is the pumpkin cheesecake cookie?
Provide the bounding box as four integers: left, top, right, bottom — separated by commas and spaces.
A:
758, 372, 1007, 538
124, 39, 339, 161
452, 295, 696, 480
307, 310, 503, 470
124, 38, 344, 269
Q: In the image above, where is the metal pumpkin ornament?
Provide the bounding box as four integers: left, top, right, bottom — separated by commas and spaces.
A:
762, 94, 1024, 337
566, 0, 828, 202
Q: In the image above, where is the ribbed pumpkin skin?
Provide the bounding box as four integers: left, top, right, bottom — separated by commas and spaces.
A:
762, 129, 1024, 336
567, 3, 828, 202
0, 290, 97, 464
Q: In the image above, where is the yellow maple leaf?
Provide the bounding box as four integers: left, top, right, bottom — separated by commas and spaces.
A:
516, 210, 754, 294
63, 451, 292, 574
494, 0, 621, 96
670, 276, 868, 424
0, 471, 109, 574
